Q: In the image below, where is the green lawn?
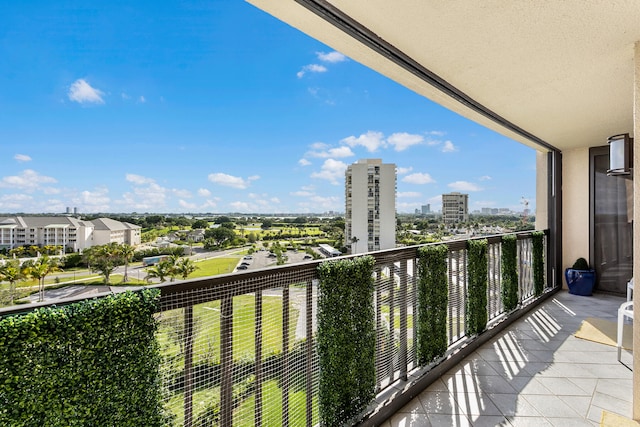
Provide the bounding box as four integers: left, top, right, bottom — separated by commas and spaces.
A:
190, 257, 241, 277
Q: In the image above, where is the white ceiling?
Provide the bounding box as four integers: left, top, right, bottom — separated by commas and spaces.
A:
248, 0, 640, 152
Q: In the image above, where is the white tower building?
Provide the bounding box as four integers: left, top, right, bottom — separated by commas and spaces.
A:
442, 192, 469, 223
345, 159, 396, 254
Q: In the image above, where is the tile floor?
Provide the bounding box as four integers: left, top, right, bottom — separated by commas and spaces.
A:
381, 291, 633, 426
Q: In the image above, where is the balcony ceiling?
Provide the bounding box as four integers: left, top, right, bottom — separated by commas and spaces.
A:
248, 0, 640, 152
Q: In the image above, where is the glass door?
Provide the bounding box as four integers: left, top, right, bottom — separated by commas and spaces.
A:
590, 146, 633, 295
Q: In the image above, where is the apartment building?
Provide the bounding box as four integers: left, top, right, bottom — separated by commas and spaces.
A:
0, 216, 141, 251
345, 159, 396, 254
442, 192, 469, 224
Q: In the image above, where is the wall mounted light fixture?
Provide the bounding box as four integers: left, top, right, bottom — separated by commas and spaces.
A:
607, 133, 633, 176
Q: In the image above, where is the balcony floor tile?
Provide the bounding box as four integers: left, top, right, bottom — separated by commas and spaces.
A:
387, 291, 633, 426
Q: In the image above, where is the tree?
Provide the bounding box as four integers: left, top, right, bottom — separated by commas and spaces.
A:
24, 255, 61, 302
192, 219, 209, 230
174, 258, 198, 280
84, 243, 123, 284
204, 227, 236, 247
261, 219, 273, 230
120, 244, 136, 283
145, 260, 173, 283
0, 259, 24, 304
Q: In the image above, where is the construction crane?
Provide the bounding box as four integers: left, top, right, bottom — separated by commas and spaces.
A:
521, 197, 530, 224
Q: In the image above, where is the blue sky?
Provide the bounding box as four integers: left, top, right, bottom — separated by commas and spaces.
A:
0, 1, 536, 215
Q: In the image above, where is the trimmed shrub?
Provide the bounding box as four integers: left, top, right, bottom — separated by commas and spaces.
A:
416, 244, 448, 365
532, 231, 545, 296
466, 239, 488, 335
317, 256, 376, 427
501, 234, 519, 311
0, 289, 165, 427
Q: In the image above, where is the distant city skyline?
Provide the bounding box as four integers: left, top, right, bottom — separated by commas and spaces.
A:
0, 2, 536, 215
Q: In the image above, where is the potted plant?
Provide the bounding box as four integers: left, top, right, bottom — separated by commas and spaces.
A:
565, 257, 596, 296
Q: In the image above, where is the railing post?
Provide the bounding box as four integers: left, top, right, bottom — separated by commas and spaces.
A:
254, 291, 263, 426
375, 267, 382, 390
282, 286, 290, 427
399, 261, 408, 381
220, 297, 233, 427
306, 280, 316, 427
183, 305, 194, 427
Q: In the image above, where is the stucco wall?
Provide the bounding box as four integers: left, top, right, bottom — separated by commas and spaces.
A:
561, 148, 591, 288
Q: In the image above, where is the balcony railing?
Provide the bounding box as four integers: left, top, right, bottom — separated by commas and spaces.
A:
0, 230, 552, 427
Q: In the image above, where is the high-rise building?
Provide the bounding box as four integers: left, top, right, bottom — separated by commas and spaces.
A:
345, 159, 396, 254
421, 204, 430, 214
442, 192, 469, 223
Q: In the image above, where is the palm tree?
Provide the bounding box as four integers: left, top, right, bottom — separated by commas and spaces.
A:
0, 259, 24, 304
174, 258, 198, 280
145, 260, 173, 283
120, 244, 135, 283
25, 255, 61, 302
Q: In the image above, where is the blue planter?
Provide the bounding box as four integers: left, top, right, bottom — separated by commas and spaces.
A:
565, 268, 596, 296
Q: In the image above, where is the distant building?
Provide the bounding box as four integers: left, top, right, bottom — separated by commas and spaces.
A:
345, 159, 396, 253
442, 192, 469, 223
0, 216, 141, 251
421, 204, 430, 214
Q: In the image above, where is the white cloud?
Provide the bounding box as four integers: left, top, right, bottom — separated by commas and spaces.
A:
387, 132, 424, 151
341, 131, 386, 152
397, 191, 422, 198
402, 173, 436, 185
208, 173, 258, 189
68, 79, 105, 104
198, 188, 211, 197
229, 201, 251, 211
310, 159, 348, 185
306, 145, 354, 159
291, 190, 314, 197
429, 130, 446, 137
179, 200, 197, 209
0, 169, 57, 192
138, 95, 146, 103
316, 51, 347, 63
0, 194, 33, 210
172, 189, 192, 199
297, 195, 341, 211
121, 92, 130, 100
397, 166, 413, 175
72, 187, 111, 212
448, 181, 483, 191
297, 64, 328, 79
298, 158, 311, 166
442, 140, 457, 152
126, 173, 155, 185
119, 174, 168, 210
479, 175, 492, 181
201, 199, 219, 209
14, 154, 32, 162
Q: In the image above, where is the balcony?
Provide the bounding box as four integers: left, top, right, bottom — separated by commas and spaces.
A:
0, 231, 630, 426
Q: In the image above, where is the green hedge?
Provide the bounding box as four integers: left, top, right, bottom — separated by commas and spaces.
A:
466, 239, 488, 335
0, 289, 165, 427
416, 244, 449, 365
532, 231, 545, 296
317, 256, 376, 427
501, 234, 519, 311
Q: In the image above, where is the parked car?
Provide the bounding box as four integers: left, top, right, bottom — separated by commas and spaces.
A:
237, 264, 248, 270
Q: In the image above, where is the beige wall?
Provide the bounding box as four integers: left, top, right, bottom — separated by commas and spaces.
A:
561, 148, 591, 289
632, 40, 640, 420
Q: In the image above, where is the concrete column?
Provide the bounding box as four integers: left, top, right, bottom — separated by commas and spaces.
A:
634, 41, 640, 420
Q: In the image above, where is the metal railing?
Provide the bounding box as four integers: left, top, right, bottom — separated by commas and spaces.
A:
0, 230, 551, 426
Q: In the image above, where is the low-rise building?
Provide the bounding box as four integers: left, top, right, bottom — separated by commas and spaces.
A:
0, 216, 141, 252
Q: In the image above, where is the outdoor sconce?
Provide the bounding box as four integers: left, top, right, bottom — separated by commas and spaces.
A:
607, 133, 633, 176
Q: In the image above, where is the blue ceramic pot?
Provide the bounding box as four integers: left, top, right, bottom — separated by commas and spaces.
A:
564, 268, 596, 296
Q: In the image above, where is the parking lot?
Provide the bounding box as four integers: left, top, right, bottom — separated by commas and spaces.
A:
234, 249, 316, 272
